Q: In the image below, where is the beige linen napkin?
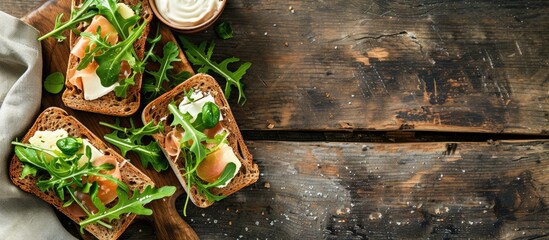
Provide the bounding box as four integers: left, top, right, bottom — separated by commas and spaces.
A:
0, 11, 76, 240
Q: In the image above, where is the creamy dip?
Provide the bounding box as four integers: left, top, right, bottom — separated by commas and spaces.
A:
155, 0, 224, 28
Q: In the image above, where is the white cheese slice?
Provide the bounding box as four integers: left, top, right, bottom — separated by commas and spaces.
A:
178, 90, 223, 123
28, 130, 104, 166
77, 139, 104, 167
29, 129, 69, 151
82, 70, 119, 100
117, 3, 135, 19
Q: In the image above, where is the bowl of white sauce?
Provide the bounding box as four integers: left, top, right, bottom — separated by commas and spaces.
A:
150, 0, 226, 33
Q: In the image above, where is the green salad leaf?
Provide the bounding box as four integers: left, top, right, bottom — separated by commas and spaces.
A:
101, 119, 168, 172
44, 72, 65, 94
179, 36, 251, 104
168, 102, 207, 161
95, 0, 140, 39
95, 21, 146, 88
37, 0, 98, 41
143, 41, 181, 100
79, 185, 176, 230
12, 134, 176, 231
215, 21, 234, 40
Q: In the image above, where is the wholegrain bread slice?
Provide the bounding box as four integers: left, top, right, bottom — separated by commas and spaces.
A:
9, 107, 155, 240
62, 0, 153, 116
142, 73, 259, 208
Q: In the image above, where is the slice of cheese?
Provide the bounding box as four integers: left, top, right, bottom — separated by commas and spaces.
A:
28, 130, 104, 166
178, 90, 223, 123
77, 139, 104, 167
81, 68, 119, 100
29, 129, 69, 151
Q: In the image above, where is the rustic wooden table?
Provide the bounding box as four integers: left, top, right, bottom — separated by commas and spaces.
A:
2, 0, 549, 239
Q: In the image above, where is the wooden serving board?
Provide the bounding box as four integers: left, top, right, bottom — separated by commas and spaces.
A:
23, 0, 197, 239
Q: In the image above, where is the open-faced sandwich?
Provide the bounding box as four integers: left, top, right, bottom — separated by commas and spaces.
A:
142, 73, 259, 212
10, 107, 175, 240
40, 0, 153, 116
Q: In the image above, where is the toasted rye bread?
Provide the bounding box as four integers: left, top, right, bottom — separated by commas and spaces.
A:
62, 0, 153, 116
9, 107, 155, 240
142, 73, 259, 208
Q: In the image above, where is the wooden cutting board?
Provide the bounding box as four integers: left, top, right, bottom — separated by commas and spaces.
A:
22, 0, 198, 239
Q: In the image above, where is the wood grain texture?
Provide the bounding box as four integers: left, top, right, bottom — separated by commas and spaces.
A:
182, 140, 549, 239
0, 0, 45, 18
183, 0, 549, 134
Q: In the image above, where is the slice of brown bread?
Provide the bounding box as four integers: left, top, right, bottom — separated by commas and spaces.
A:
142, 73, 259, 208
9, 107, 155, 240
62, 0, 153, 116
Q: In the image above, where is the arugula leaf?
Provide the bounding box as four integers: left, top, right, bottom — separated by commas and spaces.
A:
215, 21, 234, 40
135, 25, 162, 73
44, 72, 65, 94
101, 120, 168, 172
12, 142, 127, 198
21, 164, 38, 179
77, 27, 115, 70
143, 41, 181, 100
179, 36, 251, 104
168, 102, 207, 161
79, 185, 176, 229
168, 70, 191, 87
38, 0, 98, 41
95, 0, 140, 40
113, 72, 136, 98
95, 21, 146, 87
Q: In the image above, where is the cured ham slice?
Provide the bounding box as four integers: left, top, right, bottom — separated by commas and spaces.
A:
71, 15, 118, 59
67, 156, 122, 217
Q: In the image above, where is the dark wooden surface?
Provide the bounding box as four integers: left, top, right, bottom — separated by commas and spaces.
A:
2, 0, 549, 239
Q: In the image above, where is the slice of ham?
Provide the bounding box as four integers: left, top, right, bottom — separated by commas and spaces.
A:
67, 155, 122, 217
165, 130, 183, 157
71, 15, 118, 59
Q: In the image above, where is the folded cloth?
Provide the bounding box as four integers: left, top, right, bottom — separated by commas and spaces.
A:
0, 11, 76, 240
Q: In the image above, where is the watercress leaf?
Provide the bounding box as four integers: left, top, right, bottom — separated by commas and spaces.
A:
203, 162, 237, 188
201, 102, 220, 129
215, 21, 233, 40
56, 137, 83, 155
179, 36, 250, 104
79, 185, 176, 228
44, 72, 65, 94
21, 164, 38, 179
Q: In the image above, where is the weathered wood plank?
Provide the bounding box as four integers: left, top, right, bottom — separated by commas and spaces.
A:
0, 0, 44, 18
183, 0, 549, 134
10, 0, 549, 134
179, 140, 549, 239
